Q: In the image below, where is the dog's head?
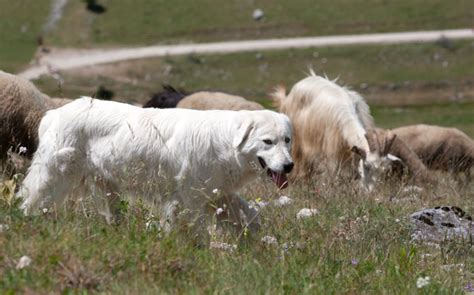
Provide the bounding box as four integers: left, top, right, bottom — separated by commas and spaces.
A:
233, 111, 294, 189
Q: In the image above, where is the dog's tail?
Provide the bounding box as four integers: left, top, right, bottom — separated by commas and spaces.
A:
270, 84, 286, 110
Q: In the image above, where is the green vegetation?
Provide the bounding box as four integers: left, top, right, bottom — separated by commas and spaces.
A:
1, 1, 473, 293
372, 102, 474, 137
1, 0, 473, 72
0, 1, 51, 73
49, 0, 474, 46
1, 174, 473, 293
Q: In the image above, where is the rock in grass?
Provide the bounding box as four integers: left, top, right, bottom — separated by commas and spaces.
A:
16, 256, 32, 269
410, 206, 473, 243
274, 196, 293, 207
296, 208, 319, 220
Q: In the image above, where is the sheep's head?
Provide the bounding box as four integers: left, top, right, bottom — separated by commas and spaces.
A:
351, 129, 400, 191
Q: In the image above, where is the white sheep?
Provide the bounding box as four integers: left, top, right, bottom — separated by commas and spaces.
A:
177, 91, 264, 111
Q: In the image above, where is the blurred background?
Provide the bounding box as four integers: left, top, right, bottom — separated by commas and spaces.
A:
1, 0, 473, 134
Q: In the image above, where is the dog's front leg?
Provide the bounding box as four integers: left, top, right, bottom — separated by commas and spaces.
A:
93, 178, 122, 225
217, 193, 261, 235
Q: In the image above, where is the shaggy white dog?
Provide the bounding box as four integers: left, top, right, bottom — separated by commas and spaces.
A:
18, 97, 293, 234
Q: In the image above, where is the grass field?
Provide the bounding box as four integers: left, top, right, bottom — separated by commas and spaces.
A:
0, 1, 51, 73
1, 0, 473, 73
48, 0, 474, 46
1, 1, 474, 293
1, 172, 473, 293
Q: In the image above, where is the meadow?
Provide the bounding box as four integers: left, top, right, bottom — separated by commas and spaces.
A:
2, 0, 473, 73
1, 1, 474, 293
1, 170, 473, 293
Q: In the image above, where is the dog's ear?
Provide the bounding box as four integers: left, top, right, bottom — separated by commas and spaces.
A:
233, 119, 255, 149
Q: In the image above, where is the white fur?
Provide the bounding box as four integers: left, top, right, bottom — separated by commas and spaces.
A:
274, 71, 392, 190
18, 97, 293, 234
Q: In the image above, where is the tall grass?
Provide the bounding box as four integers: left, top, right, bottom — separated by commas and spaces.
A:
1, 171, 472, 293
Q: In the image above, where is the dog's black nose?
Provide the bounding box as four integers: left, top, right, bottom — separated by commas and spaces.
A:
283, 162, 294, 173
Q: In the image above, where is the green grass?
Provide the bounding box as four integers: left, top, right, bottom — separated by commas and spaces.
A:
0, 1, 51, 73
1, 174, 473, 293
2, 90, 474, 293
1, 1, 473, 73
48, 0, 474, 47
372, 102, 474, 137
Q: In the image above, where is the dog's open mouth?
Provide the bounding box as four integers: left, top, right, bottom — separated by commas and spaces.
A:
258, 157, 289, 189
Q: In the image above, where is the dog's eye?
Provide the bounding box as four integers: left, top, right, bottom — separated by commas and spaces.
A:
285, 137, 290, 143
263, 139, 273, 145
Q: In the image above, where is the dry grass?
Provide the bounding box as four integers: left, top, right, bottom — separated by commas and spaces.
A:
0, 170, 473, 293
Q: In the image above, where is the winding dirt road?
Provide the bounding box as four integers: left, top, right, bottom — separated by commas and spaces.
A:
19, 28, 474, 80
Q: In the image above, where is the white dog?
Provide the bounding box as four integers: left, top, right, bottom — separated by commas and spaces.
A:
18, 97, 293, 234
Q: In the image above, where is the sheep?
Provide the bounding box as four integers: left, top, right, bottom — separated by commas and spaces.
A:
271, 71, 397, 190
142, 85, 187, 108
392, 124, 474, 184
177, 91, 264, 111
142, 84, 264, 111
0, 71, 71, 174
366, 128, 437, 185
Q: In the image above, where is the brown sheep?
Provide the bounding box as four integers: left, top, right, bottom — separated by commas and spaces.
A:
0, 71, 71, 169
177, 91, 264, 111
392, 124, 474, 183
366, 128, 437, 185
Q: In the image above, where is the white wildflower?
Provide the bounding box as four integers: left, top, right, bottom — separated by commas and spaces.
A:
216, 207, 224, 215
403, 185, 423, 194
274, 196, 293, 207
261, 235, 278, 246
16, 256, 32, 270
145, 214, 158, 231
212, 188, 219, 194
296, 208, 319, 220
42, 208, 48, 214
395, 218, 400, 223
0, 224, 9, 233
420, 253, 433, 260
209, 242, 237, 252
19, 146, 27, 155
416, 276, 430, 288
440, 263, 464, 272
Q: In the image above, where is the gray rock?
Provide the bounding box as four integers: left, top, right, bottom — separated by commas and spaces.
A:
410, 206, 473, 243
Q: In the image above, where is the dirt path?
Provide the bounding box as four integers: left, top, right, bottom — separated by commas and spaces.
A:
19, 28, 474, 80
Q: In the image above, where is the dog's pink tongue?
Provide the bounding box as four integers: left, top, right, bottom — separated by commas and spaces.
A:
271, 171, 288, 190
